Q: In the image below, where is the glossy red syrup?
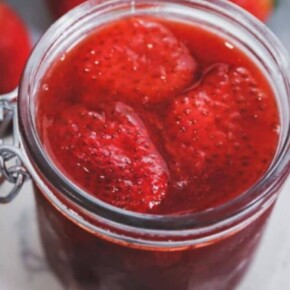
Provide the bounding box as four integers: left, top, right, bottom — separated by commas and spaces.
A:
37, 16, 279, 214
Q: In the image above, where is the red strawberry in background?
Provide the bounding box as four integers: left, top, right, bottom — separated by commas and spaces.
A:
44, 102, 169, 213
46, 0, 275, 22
0, 3, 31, 94
73, 17, 197, 107
45, 0, 85, 19
230, 0, 274, 22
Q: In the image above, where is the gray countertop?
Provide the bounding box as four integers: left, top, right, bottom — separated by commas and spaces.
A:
1, 0, 290, 289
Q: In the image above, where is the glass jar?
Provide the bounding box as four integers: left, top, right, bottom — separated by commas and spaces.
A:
1, 0, 290, 290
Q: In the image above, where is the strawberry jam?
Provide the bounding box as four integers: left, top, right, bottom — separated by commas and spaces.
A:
34, 13, 282, 290
37, 16, 279, 214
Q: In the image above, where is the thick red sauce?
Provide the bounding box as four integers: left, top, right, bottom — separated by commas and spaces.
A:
37, 16, 279, 214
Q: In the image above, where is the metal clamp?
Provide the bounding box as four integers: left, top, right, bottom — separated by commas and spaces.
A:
0, 89, 30, 204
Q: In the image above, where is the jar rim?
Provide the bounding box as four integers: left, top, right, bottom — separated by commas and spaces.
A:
18, 0, 290, 237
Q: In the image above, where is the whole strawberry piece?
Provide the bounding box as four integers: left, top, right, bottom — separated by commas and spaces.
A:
45, 0, 85, 18
230, 0, 274, 22
0, 3, 31, 94
44, 102, 169, 213
164, 64, 279, 205
73, 17, 197, 107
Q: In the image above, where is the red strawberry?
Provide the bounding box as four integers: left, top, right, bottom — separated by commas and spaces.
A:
164, 64, 278, 193
44, 102, 169, 212
45, 0, 85, 18
46, 0, 275, 22
230, 0, 274, 22
73, 17, 197, 107
0, 3, 31, 94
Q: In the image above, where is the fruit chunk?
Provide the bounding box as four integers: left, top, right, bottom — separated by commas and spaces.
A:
165, 64, 279, 192
73, 17, 197, 106
0, 3, 31, 94
45, 102, 169, 212
230, 0, 274, 22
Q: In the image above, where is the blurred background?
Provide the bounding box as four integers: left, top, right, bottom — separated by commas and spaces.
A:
1, 0, 290, 289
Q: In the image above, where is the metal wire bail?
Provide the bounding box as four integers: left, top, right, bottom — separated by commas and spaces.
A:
0, 89, 30, 204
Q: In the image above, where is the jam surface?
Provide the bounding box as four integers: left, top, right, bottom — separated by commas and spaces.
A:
37, 16, 279, 214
